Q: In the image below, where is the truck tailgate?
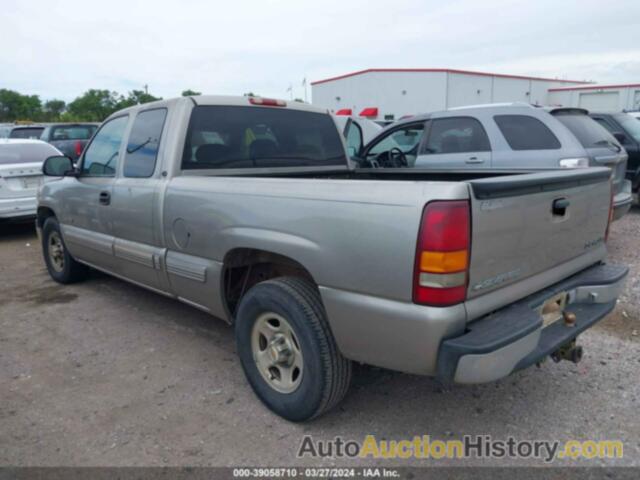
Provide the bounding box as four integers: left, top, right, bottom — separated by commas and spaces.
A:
466, 168, 612, 299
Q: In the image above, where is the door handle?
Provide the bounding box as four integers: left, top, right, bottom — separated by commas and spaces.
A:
465, 156, 484, 164
99, 191, 111, 205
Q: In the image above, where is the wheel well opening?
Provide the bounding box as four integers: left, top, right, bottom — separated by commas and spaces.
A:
37, 207, 56, 228
222, 248, 315, 319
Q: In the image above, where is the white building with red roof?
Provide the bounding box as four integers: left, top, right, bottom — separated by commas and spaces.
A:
311, 68, 590, 121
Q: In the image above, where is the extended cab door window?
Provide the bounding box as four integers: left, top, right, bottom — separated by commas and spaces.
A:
81, 116, 129, 176
415, 117, 491, 168
124, 108, 167, 178
364, 123, 426, 167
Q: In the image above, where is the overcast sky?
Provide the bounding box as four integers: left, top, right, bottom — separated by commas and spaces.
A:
3, 0, 640, 102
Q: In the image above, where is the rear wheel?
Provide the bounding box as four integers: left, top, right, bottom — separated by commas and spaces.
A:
235, 276, 351, 421
42, 217, 88, 284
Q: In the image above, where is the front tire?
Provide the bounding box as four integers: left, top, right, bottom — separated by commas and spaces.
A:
235, 276, 351, 421
42, 217, 88, 284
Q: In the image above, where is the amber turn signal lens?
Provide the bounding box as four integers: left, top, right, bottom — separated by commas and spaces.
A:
420, 250, 468, 274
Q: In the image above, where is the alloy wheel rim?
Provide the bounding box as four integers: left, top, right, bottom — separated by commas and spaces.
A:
48, 231, 65, 273
251, 312, 303, 394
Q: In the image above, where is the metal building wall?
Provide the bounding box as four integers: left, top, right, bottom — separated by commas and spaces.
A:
311, 70, 585, 119
311, 71, 449, 119
548, 86, 640, 111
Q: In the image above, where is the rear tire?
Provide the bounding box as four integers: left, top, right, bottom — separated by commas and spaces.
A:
235, 276, 351, 422
42, 217, 88, 284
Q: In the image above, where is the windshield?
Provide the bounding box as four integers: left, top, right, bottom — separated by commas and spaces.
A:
553, 113, 617, 149
615, 114, 640, 142
9, 127, 45, 139
50, 125, 97, 141
0, 142, 58, 165
182, 106, 347, 170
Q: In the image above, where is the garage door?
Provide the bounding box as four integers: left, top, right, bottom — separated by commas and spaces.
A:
578, 91, 619, 111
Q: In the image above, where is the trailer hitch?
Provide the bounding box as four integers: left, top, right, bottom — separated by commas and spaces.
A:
551, 339, 583, 364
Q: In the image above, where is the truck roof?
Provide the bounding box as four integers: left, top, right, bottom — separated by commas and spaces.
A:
106, 95, 328, 121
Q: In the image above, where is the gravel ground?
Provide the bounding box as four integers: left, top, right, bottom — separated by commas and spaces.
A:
0, 208, 639, 468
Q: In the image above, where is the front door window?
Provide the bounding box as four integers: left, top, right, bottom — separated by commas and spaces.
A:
81, 116, 129, 176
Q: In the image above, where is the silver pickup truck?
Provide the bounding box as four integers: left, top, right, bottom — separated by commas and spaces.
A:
37, 96, 628, 421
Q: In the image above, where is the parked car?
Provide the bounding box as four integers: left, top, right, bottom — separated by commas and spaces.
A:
0, 124, 46, 139
626, 111, 640, 121
37, 95, 626, 421
355, 104, 632, 220
548, 108, 632, 218
39, 123, 98, 160
0, 139, 61, 221
332, 115, 382, 156
589, 112, 640, 196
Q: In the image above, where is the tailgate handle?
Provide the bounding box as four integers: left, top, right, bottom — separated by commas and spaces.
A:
553, 198, 570, 216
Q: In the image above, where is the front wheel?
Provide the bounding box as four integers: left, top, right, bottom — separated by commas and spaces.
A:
42, 217, 88, 284
235, 277, 352, 421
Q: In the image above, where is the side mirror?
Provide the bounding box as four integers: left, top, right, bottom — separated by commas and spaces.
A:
612, 132, 626, 144
43, 155, 76, 177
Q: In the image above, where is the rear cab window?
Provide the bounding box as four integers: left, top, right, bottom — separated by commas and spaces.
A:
182, 106, 347, 171
9, 127, 45, 139
50, 125, 97, 141
494, 115, 560, 150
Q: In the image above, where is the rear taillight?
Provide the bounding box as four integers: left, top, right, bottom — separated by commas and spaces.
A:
249, 97, 286, 107
74, 141, 83, 157
413, 200, 470, 307
605, 182, 614, 242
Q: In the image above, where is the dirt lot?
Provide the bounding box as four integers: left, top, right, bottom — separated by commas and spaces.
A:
1, 209, 639, 468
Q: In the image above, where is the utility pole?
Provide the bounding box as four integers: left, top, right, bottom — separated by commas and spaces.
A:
302, 76, 307, 103
144, 84, 148, 95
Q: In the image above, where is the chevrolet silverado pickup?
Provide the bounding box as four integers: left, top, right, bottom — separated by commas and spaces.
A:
37, 95, 627, 421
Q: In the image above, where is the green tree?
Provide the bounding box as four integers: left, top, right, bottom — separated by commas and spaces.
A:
42, 99, 66, 121
181, 89, 201, 96
0, 89, 42, 121
66, 89, 122, 121
117, 89, 162, 109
